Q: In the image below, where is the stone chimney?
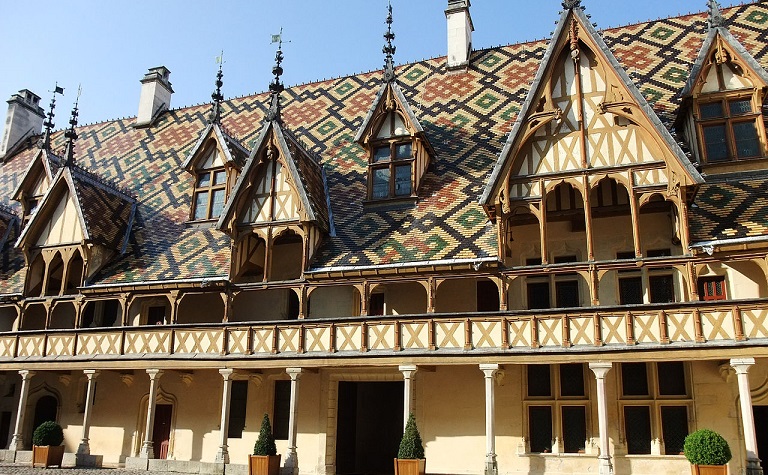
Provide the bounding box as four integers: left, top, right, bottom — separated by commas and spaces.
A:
0, 90, 45, 158
135, 66, 173, 127
445, 0, 473, 71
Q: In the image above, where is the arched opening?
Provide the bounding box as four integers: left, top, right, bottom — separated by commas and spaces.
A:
64, 250, 84, 294
44, 252, 64, 296
21, 304, 47, 330
26, 253, 45, 297
231, 289, 300, 322
271, 231, 303, 281
0, 306, 19, 332
505, 206, 541, 267
29, 394, 58, 448
307, 286, 361, 319
590, 178, 633, 261
128, 296, 171, 326
81, 299, 122, 328
545, 183, 586, 263
236, 234, 266, 282
524, 272, 589, 310
177, 293, 224, 324
49, 302, 76, 329
435, 277, 499, 313
368, 282, 427, 316
639, 194, 681, 257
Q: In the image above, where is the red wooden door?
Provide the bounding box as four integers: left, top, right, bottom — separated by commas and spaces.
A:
152, 404, 172, 459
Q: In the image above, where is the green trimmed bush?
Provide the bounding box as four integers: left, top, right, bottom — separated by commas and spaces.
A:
397, 413, 425, 460
253, 413, 277, 456
684, 429, 732, 466
32, 421, 64, 447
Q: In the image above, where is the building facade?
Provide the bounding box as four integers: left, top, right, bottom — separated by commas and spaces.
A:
0, 1, 767, 475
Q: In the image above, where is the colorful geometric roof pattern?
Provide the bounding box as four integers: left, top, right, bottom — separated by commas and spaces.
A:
0, 3, 766, 287
0, 204, 23, 296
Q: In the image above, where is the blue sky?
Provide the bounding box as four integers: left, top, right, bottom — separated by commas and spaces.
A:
0, 0, 720, 126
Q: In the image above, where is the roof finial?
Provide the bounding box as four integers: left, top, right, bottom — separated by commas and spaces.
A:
562, 0, 582, 9
707, 0, 725, 29
40, 83, 64, 150
208, 52, 224, 124
383, 2, 396, 83
266, 29, 286, 123
63, 85, 81, 167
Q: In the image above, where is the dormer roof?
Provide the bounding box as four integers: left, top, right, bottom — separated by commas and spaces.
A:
182, 122, 248, 171
11, 148, 61, 202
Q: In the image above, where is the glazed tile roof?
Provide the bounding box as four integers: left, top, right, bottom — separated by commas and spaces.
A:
0, 3, 767, 287
690, 174, 768, 243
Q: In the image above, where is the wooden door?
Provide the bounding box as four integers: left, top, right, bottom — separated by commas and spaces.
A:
152, 404, 172, 459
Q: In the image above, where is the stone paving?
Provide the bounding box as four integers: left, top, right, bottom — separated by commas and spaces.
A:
0, 464, 177, 475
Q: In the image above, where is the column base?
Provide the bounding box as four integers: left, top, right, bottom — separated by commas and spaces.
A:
282, 451, 298, 475
484, 452, 498, 475
77, 440, 90, 455
746, 458, 764, 475
215, 446, 229, 464
598, 455, 613, 475
139, 441, 154, 459
8, 435, 23, 451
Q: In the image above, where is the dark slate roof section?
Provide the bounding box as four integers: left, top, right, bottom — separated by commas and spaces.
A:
681, 26, 768, 98
279, 126, 329, 231
0, 204, 24, 296
0, 204, 18, 251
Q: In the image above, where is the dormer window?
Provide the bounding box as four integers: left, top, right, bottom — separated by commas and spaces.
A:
191, 147, 228, 221
698, 96, 763, 163
369, 111, 414, 200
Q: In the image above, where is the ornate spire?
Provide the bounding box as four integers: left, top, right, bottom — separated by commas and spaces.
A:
707, 0, 725, 29
266, 30, 285, 123
382, 2, 396, 83
208, 53, 224, 124
63, 87, 81, 167
561, 0, 582, 9
39, 84, 64, 150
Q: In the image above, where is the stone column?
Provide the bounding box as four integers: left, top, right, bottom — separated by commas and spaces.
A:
589, 362, 614, 475
480, 364, 499, 475
77, 370, 100, 455
216, 369, 234, 464
399, 365, 418, 430
139, 369, 163, 459
730, 358, 763, 475
285, 368, 303, 475
9, 370, 35, 451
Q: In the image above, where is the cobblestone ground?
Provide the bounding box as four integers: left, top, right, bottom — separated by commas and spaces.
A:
0, 463, 177, 475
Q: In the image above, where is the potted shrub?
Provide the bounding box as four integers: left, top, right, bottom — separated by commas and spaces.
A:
394, 413, 426, 475
249, 414, 281, 475
31, 420, 65, 468
684, 428, 732, 475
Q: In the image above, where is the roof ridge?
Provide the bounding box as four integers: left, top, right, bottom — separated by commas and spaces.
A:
69, 163, 135, 201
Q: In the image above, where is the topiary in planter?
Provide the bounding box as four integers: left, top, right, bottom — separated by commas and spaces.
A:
684, 429, 732, 466
32, 421, 64, 447
253, 413, 277, 456
397, 413, 425, 460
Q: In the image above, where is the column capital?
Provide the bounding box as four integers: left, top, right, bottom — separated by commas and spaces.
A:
286, 367, 303, 380
480, 363, 499, 378
399, 365, 418, 378
83, 370, 100, 379
731, 357, 756, 374
219, 368, 235, 380
18, 370, 35, 380
146, 369, 163, 380
589, 362, 612, 379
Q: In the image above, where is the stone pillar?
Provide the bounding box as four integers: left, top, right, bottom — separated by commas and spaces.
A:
216, 369, 234, 464
399, 365, 418, 430
77, 370, 100, 455
589, 362, 614, 475
285, 368, 303, 475
730, 358, 763, 475
139, 369, 163, 459
9, 370, 35, 451
480, 364, 499, 475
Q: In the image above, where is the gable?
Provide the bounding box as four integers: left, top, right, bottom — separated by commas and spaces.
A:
240, 159, 300, 224
35, 188, 84, 246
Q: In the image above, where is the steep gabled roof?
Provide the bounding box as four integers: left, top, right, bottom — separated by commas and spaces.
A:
182, 122, 248, 171
0, 204, 18, 251
354, 81, 426, 144
11, 148, 61, 202
480, 2, 704, 205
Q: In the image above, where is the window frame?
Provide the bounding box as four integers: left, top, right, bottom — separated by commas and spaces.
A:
698, 275, 727, 301
695, 93, 765, 164
367, 111, 415, 201
191, 165, 228, 221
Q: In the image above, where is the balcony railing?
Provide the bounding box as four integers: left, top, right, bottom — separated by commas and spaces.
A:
1, 300, 767, 361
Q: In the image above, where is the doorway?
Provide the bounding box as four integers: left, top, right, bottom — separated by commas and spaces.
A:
153, 404, 173, 459
755, 406, 768, 472
336, 381, 404, 475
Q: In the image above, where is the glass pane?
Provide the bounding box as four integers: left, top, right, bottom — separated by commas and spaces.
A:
211, 189, 225, 218
699, 102, 724, 119
213, 170, 227, 185
624, 406, 652, 454
661, 406, 689, 455
619, 277, 643, 305
194, 192, 209, 220
729, 99, 752, 116
528, 406, 553, 453
649, 275, 675, 303
562, 406, 587, 453
527, 281, 550, 309
657, 362, 687, 396
394, 165, 411, 196
560, 363, 585, 397
527, 365, 551, 397
273, 380, 291, 440
703, 125, 728, 162
555, 280, 579, 308
621, 363, 649, 396
373, 146, 391, 162
197, 172, 211, 187
395, 142, 412, 159
733, 121, 761, 158
372, 168, 390, 199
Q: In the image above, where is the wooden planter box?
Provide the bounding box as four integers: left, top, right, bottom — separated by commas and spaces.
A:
394, 458, 426, 475
32, 445, 65, 468
691, 464, 728, 475
248, 454, 281, 475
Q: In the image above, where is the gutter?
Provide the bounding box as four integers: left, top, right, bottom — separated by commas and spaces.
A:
306, 256, 499, 274
690, 235, 768, 254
